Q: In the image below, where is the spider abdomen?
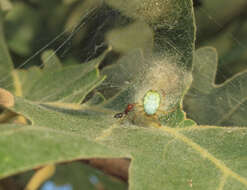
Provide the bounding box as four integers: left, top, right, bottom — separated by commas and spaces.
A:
143, 90, 161, 115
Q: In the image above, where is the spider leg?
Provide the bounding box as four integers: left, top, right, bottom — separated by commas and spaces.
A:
155, 106, 178, 116
145, 118, 163, 128
144, 106, 178, 128
129, 103, 163, 128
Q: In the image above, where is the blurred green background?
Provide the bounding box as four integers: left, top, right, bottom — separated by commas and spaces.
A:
2, 0, 247, 82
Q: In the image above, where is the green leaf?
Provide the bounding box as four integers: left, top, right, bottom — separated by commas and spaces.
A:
41, 49, 62, 71
0, 7, 106, 103
15, 50, 106, 103
86, 92, 105, 106
0, 96, 124, 178
0, 124, 122, 179
184, 47, 247, 126
1, 96, 247, 190
160, 108, 196, 128
106, 21, 153, 53
0, 10, 14, 91
105, 0, 195, 69
197, 17, 247, 76
3, 1, 246, 190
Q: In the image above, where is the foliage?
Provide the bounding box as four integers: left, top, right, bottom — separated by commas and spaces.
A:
0, 0, 247, 190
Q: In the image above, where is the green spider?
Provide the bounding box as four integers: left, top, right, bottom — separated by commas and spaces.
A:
114, 90, 176, 127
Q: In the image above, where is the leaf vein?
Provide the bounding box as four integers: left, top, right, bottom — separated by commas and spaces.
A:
161, 127, 247, 186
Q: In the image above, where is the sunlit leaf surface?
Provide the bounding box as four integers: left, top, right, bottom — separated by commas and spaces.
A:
184, 47, 247, 126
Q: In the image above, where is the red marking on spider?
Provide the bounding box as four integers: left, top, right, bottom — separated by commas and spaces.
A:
114, 104, 136, 119
124, 104, 135, 114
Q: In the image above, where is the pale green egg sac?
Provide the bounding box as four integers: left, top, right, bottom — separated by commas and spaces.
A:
143, 90, 161, 115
